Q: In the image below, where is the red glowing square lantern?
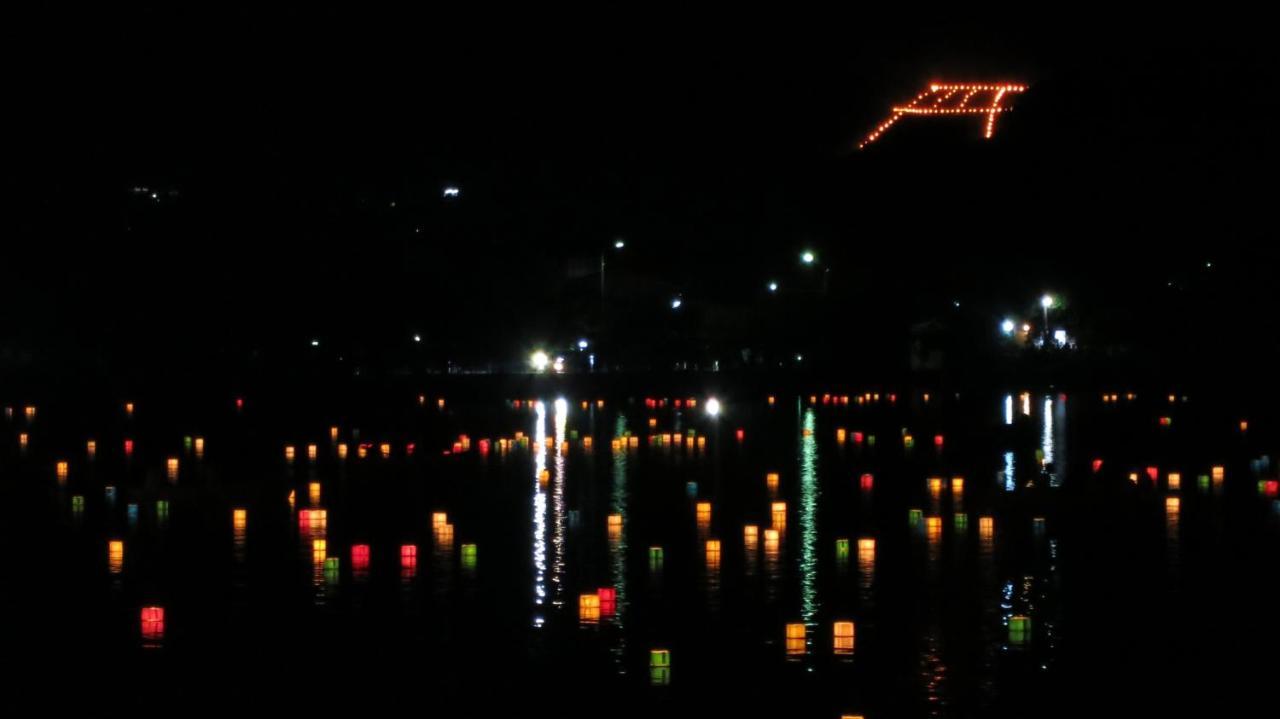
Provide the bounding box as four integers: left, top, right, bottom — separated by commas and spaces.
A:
351, 544, 371, 573
735, 428, 745, 441
1146, 466, 1159, 482
124, 439, 134, 457
860, 473, 874, 491
852, 432, 864, 444
1092, 459, 1103, 473
235, 397, 244, 410
140, 606, 165, 642
598, 587, 617, 616
934, 434, 944, 448
400, 544, 418, 570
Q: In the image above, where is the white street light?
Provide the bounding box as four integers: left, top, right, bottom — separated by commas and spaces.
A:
530, 351, 549, 372
705, 398, 721, 417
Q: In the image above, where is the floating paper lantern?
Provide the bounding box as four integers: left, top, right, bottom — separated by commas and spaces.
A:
1159, 416, 1172, 427
1145, 466, 1159, 482
108, 540, 124, 574
705, 539, 721, 567
836, 538, 850, 561
860, 473, 873, 491
979, 516, 994, 539
771, 502, 787, 529
1240, 420, 1249, 432
598, 586, 616, 616
306, 444, 317, 461
1008, 615, 1031, 645
607, 514, 623, 535
400, 544, 418, 571
649, 649, 671, 685
736, 428, 745, 441
56, 460, 68, 482
380, 442, 391, 458
908, 508, 923, 527
836, 428, 847, 443
140, 606, 165, 644
312, 538, 327, 563
19, 433, 28, 450
125, 402, 134, 416
24, 406, 36, 422
194, 437, 205, 458
1212, 466, 1225, 481
928, 477, 943, 496
1092, 459, 1103, 473
337, 443, 348, 459
324, 557, 340, 584
86, 440, 96, 459
696, 502, 712, 526
1166, 496, 1181, 512
767, 395, 775, 405
649, 546, 664, 571
954, 513, 968, 531
764, 528, 781, 554
437, 398, 445, 410
233, 508, 247, 531
926, 516, 942, 541
1167, 472, 1181, 491
833, 621, 855, 655
903, 434, 914, 449
934, 434, 944, 448
166, 458, 179, 482
461, 543, 477, 570
156, 500, 169, 523
284, 445, 296, 462
579, 593, 601, 623
785, 623, 806, 656
766, 472, 780, 494
857, 538, 875, 566
351, 544, 370, 575
309, 482, 322, 505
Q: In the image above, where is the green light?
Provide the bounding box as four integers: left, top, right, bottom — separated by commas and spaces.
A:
461, 543, 477, 570
836, 538, 850, 561
648, 546, 664, 572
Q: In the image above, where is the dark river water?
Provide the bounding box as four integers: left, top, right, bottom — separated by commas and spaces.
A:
2, 388, 1278, 716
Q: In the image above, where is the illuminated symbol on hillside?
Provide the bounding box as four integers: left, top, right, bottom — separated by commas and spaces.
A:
859, 83, 1028, 148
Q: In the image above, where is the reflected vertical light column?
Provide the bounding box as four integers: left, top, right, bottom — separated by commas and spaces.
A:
532, 401, 548, 626
799, 407, 820, 629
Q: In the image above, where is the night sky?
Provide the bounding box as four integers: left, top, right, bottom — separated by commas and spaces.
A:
3, 12, 1276, 378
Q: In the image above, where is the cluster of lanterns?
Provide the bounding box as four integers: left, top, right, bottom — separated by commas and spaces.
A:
859, 82, 1028, 148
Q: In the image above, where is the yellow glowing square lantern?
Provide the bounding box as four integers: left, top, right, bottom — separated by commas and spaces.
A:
284, 445, 296, 462
431, 512, 448, 530
380, 442, 391, 458
979, 516, 994, 539
744, 524, 758, 547
194, 437, 205, 458
607, 514, 623, 539
857, 538, 876, 566
766, 472, 780, 493
1167, 472, 1181, 491
312, 538, 327, 563
24, 405, 36, 421
767, 395, 775, 405
1240, 420, 1249, 432
836, 428, 846, 443
833, 621, 855, 655
124, 402, 134, 416
928, 477, 943, 496
696, 502, 712, 526
1166, 496, 1181, 512
18, 433, 27, 450
307, 444, 318, 461
579, 593, 601, 623
86, 439, 96, 459
337, 443, 348, 459
166, 457, 179, 481
697, 436, 706, 449
108, 540, 124, 573
926, 516, 942, 542
306, 482, 320, 505
785, 623, 806, 656
1212, 465, 1225, 481
771, 502, 787, 529
582, 436, 593, 449
233, 508, 247, 531
951, 477, 964, 496
56, 460, 69, 482
330, 426, 340, 442
705, 539, 722, 567
628, 436, 639, 449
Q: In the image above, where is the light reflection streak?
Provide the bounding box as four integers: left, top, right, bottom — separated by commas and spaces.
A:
532, 401, 547, 625
1004, 394, 1013, 425
551, 398, 567, 607
609, 412, 630, 671
799, 407, 820, 627
1003, 451, 1016, 492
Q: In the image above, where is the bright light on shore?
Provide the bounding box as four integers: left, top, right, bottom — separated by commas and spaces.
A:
530, 351, 549, 372
1041, 294, 1054, 309
801, 251, 816, 264
1001, 319, 1015, 335
705, 398, 721, 417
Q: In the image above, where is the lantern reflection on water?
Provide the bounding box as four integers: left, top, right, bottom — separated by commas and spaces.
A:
140, 606, 165, 646
785, 623, 806, 657
833, 621, 855, 655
